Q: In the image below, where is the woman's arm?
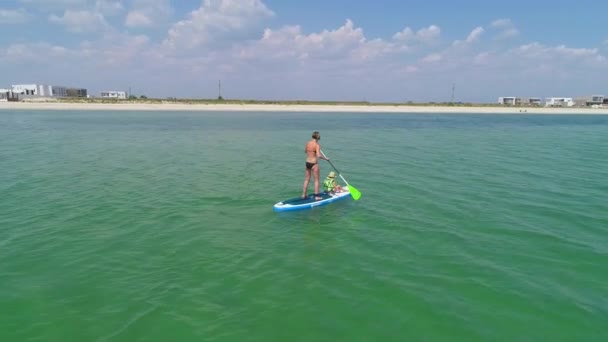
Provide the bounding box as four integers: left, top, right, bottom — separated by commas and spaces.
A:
316, 144, 329, 160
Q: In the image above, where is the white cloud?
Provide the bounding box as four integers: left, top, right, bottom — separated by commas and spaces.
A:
96, 0, 123, 16
19, 0, 86, 3
1, 42, 81, 64
515, 43, 602, 61
393, 27, 414, 41
416, 25, 441, 43
49, 9, 108, 33
260, 19, 365, 59
1, 31, 151, 69
473, 51, 491, 64
125, 12, 153, 27
427, 42, 606, 76
393, 25, 440, 44
0, 8, 31, 24
125, 0, 173, 28
491, 18, 512, 28
405, 65, 418, 73
500, 28, 519, 39
19, 0, 90, 9
236, 19, 404, 68
163, 0, 274, 51
466, 27, 484, 43
452, 26, 484, 46
490, 18, 519, 39
95, 32, 151, 66
422, 53, 442, 63
2, 7, 607, 102
352, 37, 402, 61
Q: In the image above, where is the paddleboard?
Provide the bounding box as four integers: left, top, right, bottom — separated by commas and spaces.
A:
273, 188, 352, 212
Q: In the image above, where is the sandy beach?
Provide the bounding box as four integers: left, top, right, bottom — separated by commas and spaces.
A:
1, 101, 608, 114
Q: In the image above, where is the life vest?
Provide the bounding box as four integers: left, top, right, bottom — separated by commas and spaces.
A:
323, 178, 335, 192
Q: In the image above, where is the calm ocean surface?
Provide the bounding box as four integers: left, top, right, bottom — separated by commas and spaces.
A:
1, 110, 607, 341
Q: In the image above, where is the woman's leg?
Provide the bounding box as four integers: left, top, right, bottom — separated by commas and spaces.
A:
302, 167, 311, 198
313, 164, 322, 200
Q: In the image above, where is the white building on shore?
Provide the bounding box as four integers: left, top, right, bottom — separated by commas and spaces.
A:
498, 97, 542, 106
545, 97, 575, 107
498, 96, 517, 105
0, 88, 17, 101
100, 91, 127, 99
12, 84, 53, 96
11, 84, 69, 97
574, 95, 604, 107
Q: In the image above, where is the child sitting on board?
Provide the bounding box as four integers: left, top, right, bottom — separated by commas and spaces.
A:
323, 171, 343, 194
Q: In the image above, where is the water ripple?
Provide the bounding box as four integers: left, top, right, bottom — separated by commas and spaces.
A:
2, 111, 608, 341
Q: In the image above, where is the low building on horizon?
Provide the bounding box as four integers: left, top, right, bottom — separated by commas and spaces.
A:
545, 97, 575, 107
100, 91, 127, 99
498, 96, 517, 105
521, 97, 542, 106
9, 84, 88, 99
574, 95, 604, 107
498, 97, 542, 106
52, 86, 68, 97
0, 88, 19, 102
66, 88, 88, 98
499, 95, 607, 107
12, 84, 54, 97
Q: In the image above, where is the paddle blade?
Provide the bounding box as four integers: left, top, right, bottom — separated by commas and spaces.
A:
348, 185, 362, 200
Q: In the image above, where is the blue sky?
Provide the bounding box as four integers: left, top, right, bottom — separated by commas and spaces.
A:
1, 0, 607, 102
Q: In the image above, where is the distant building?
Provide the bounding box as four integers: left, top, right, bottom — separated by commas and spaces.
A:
0, 88, 19, 102
574, 95, 604, 107
521, 97, 542, 106
10, 84, 77, 97
498, 97, 542, 106
545, 97, 575, 107
0, 88, 11, 97
498, 97, 517, 105
66, 88, 88, 98
52, 86, 67, 97
100, 91, 127, 99
12, 84, 54, 96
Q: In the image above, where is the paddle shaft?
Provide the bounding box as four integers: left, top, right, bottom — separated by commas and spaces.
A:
320, 150, 350, 187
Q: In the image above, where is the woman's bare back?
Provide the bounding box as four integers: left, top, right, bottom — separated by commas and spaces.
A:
305, 139, 319, 164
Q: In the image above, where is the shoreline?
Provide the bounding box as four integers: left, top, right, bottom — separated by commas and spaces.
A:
1, 101, 608, 114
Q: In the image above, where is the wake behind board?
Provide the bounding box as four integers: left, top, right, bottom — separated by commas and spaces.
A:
273, 188, 352, 212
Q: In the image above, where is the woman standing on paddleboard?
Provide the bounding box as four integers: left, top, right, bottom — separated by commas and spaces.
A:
302, 131, 329, 200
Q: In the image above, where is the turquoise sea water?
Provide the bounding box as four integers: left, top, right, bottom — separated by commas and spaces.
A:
1, 110, 607, 341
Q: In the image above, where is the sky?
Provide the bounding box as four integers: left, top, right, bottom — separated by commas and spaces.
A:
1, 0, 607, 102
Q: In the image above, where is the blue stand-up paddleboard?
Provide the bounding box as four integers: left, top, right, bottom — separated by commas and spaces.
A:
274, 149, 362, 212
273, 188, 352, 212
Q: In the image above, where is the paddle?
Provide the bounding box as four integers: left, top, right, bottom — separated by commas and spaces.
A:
320, 150, 361, 201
